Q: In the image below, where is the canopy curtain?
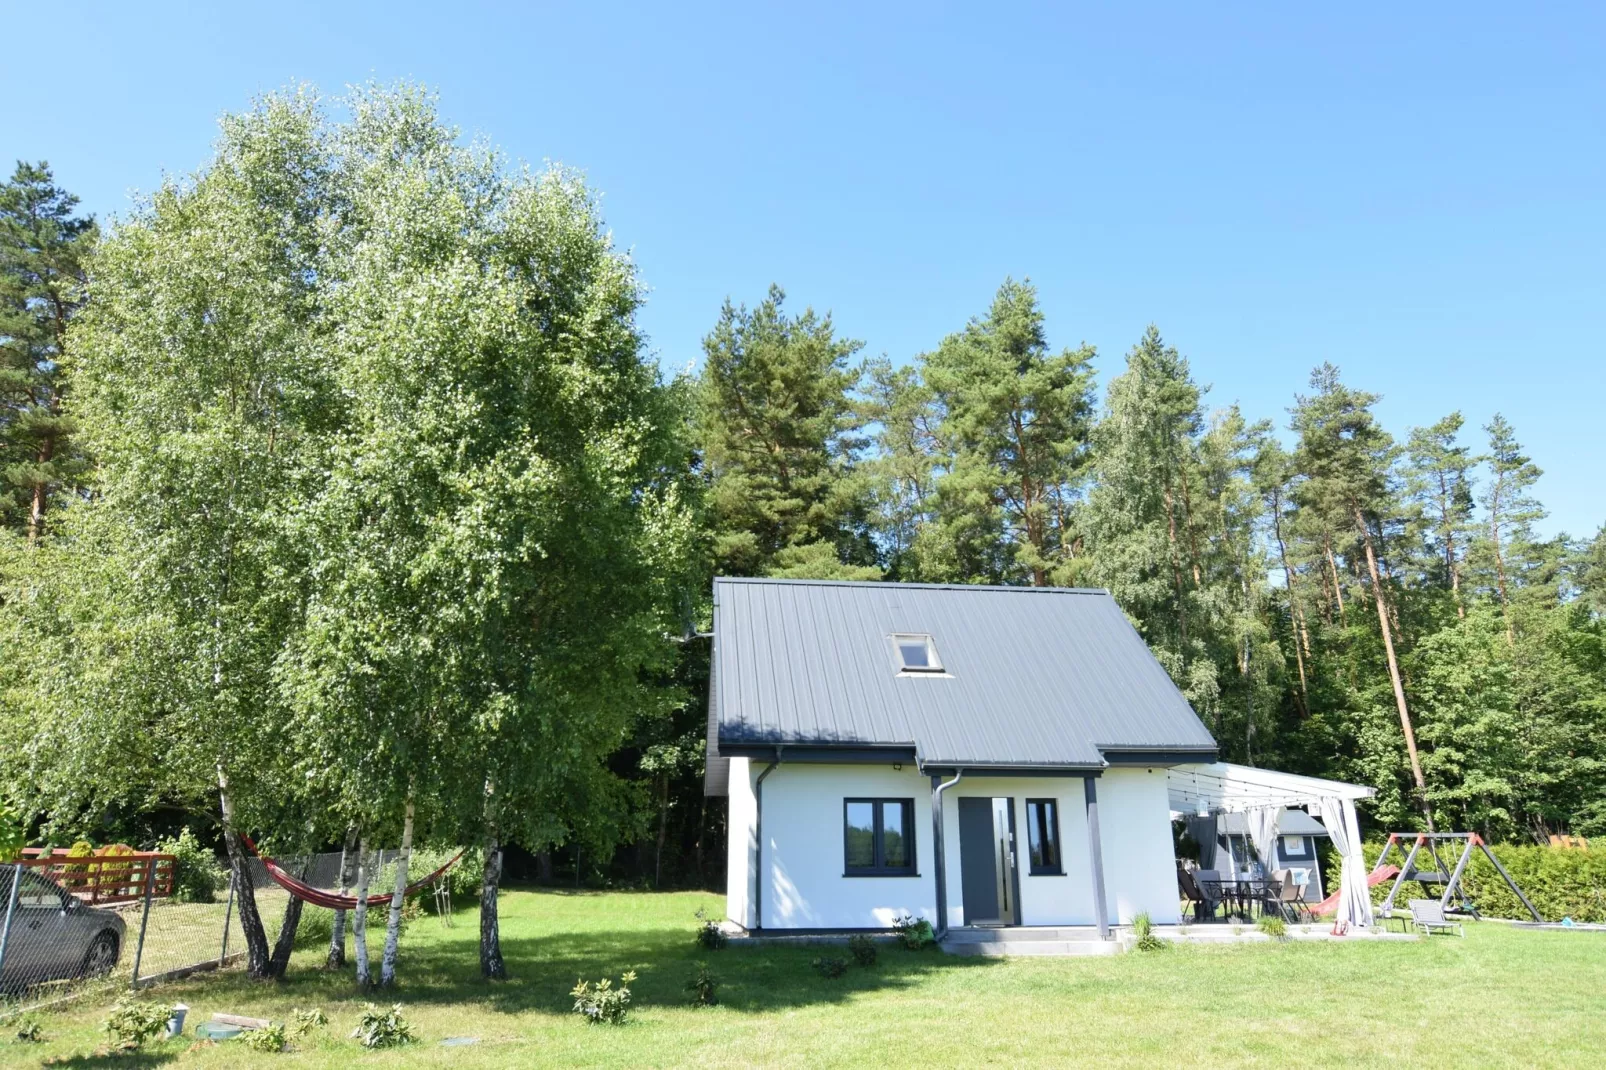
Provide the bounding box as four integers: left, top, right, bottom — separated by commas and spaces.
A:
1247, 806, 1281, 874
1184, 814, 1218, 870
1318, 797, 1373, 930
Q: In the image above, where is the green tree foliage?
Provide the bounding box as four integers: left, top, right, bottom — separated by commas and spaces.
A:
1472, 414, 1552, 634
4, 96, 339, 977
0, 162, 95, 540
869, 278, 1095, 586
1579, 526, 1606, 619
1, 85, 700, 986
696, 285, 877, 579
1405, 413, 1475, 611
920, 279, 1096, 586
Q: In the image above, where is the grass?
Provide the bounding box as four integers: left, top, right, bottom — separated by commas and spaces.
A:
7, 887, 1605, 1068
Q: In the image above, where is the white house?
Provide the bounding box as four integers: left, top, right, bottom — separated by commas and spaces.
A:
703, 578, 1376, 940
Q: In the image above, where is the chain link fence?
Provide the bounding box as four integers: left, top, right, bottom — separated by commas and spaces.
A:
0, 847, 460, 1017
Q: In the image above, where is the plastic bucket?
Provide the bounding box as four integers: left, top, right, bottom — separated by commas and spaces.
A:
166, 1004, 189, 1038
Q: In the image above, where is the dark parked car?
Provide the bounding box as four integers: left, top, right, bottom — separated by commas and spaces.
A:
0, 866, 126, 992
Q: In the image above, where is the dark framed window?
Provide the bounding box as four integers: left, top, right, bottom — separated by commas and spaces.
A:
843, 798, 917, 876
1026, 799, 1062, 875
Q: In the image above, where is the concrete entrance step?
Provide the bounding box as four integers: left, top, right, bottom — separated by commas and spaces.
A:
943, 925, 1106, 943
941, 926, 1123, 957
943, 936, 1122, 957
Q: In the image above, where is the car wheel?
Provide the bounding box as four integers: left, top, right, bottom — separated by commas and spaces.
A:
81, 931, 119, 977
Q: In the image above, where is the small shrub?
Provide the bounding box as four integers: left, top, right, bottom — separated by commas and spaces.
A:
294, 906, 336, 948
242, 1023, 288, 1053
847, 934, 878, 967
811, 955, 849, 979
571, 970, 637, 1025
686, 962, 718, 1007
403, 846, 485, 901
156, 827, 225, 903
694, 908, 728, 951
1132, 911, 1166, 951
350, 1003, 414, 1049
291, 1007, 329, 1037
102, 996, 172, 1049
1257, 914, 1288, 940
891, 912, 935, 950
13, 1014, 44, 1043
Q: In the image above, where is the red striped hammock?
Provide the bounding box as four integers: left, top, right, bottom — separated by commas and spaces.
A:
241, 835, 467, 911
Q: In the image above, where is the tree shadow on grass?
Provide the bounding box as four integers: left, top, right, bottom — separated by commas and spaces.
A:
33, 1049, 179, 1068
223, 925, 999, 1020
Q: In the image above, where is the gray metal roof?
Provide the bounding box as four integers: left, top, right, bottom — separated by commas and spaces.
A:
706, 578, 1216, 782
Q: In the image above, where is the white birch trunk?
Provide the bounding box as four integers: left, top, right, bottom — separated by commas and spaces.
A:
379, 796, 414, 987
352, 837, 372, 987
328, 827, 357, 968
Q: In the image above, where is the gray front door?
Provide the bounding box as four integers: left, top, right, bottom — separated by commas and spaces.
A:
958, 797, 1017, 925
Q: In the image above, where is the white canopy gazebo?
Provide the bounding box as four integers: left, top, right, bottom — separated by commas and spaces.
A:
1167, 762, 1376, 930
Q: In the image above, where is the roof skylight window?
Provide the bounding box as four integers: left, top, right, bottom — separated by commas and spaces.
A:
892, 634, 943, 673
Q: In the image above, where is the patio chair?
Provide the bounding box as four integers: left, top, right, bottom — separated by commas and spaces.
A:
1194, 869, 1223, 920
1273, 869, 1310, 923
1408, 899, 1464, 937
1177, 864, 1208, 922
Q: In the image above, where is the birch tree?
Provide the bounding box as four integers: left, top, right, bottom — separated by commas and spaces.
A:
9, 94, 338, 978
271, 84, 699, 985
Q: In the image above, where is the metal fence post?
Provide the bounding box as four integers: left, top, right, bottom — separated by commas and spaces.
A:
129, 861, 155, 988
0, 861, 22, 982
218, 871, 235, 965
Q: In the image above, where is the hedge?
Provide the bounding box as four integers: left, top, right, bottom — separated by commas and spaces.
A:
1363, 840, 1606, 923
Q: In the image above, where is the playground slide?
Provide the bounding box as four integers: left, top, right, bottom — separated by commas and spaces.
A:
1312, 865, 1400, 915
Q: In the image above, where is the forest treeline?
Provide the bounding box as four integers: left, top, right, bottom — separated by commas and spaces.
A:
2, 87, 1605, 972
694, 281, 1606, 844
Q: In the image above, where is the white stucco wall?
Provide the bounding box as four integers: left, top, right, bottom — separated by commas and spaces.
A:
939, 777, 1098, 928
724, 755, 755, 927
724, 761, 1181, 930
752, 763, 937, 929
1096, 768, 1182, 924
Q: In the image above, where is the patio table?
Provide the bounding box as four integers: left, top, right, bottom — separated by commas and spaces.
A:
1200, 878, 1278, 922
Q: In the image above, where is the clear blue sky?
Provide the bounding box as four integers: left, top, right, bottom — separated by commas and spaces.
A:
5, 3, 1602, 538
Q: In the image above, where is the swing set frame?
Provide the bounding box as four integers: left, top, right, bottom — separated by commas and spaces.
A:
1375, 832, 1542, 922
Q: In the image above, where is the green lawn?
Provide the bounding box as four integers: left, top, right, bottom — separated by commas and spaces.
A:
7, 888, 1605, 1068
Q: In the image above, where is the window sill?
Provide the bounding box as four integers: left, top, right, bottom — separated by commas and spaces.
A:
843, 871, 921, 879
1028, 869, 1065, 877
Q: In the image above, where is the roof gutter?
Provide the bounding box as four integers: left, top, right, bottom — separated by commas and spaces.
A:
930, 768, 964, 939
752, 748, 782, 930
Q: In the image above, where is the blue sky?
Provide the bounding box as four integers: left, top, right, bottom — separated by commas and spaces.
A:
4, 3, 1602, 538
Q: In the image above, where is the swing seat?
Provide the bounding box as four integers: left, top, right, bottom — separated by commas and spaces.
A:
1409, 899, 1464, 937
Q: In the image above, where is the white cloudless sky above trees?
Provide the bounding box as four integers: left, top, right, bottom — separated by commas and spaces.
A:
4, 0, 1601, 537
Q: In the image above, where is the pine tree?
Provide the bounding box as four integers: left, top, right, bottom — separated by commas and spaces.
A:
1478, 414, 1547, 642
0, 162, 95, 540
1580, 526, 1606, 619
1251, 436, 1313, 714
1292, 364, 1432, 826
1084, 327, 1221, 722
696, 286, 878, 579
1405, 413, 1475, 617
920, 279, 1095, 586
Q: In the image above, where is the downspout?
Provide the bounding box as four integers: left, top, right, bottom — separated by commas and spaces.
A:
752, 748, 782, 931
1084, 775, 1111, 940
930, 769, 964, 939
